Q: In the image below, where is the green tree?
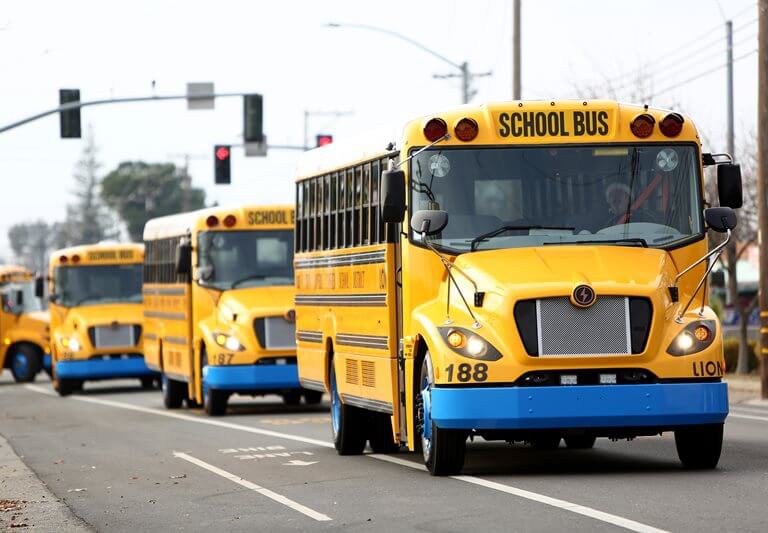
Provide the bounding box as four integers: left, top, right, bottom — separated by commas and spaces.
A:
101, 161, 206, 242
66, 126, 112, 244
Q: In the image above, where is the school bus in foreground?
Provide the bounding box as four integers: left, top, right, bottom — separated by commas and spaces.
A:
142, 205, 315, 416
0, 265, 50, 382
45, 243, 154, 395
294, 100, 742, 475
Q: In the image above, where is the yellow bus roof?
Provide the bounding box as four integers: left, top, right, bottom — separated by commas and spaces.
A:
0, 265, 33, 282
296, 100, 700, 180
143, 204, 295, 240
49, 242, 145, 267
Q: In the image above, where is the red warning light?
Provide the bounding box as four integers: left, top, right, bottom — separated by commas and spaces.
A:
316, 134, 333, 147
216, 146, 231, 160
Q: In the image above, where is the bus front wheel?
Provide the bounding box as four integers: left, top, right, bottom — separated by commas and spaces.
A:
10, 345, 42, 383
162, 375, 186, 409
675, 424, 723, 469
417, 354, 466, 476
205, 388, 228, 416
303, 390, 323, 405
330, 357, 366, 455
54, 378, 82, 397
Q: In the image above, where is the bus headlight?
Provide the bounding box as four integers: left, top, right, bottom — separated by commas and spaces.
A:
438, 327, 502, 361
214, 332, 245, 352
667, 320, 716, 356
62, 337, 81, 352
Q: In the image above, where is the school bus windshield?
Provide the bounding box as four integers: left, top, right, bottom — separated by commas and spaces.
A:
410, 144, 703, 252
197, 229, 294, 290
54, 264, 143, 307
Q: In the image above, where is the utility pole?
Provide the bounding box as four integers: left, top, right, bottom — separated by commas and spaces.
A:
512, 0, 521, 99
757, 0, 768, 398
726, 20, 734, 159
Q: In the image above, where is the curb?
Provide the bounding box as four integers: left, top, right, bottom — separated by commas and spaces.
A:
0, 434, 92, 532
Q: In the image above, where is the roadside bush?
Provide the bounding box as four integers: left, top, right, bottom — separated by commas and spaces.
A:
723, 338, 759, 373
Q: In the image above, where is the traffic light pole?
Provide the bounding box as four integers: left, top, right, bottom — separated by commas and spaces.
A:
0, 92, 251, 135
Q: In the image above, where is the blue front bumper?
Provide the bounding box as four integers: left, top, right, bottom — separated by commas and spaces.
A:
56, 358, 157, 380
203, 363, 300, 391
42, 354, 52, 371
430, 382, 728, 430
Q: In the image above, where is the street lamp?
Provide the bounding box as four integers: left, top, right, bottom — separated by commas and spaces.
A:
325, 22, 491, 104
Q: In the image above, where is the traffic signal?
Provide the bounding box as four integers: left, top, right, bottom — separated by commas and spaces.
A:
59, 89, 81, 138
214, 145, 231, 184
316, 134, 333, 147
243, 94, 263, 143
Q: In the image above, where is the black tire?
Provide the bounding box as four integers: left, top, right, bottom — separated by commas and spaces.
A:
162, 375, 186, 409
418, 355, 466, 476
675, 424, 723, 469
531, 436, 561, 450
303, 390, 323, 405
368, 412, 400, 453
283, 392, 302, 406
140, 377, 156, 390
54, 378, 80, 397
564, 436, 596, 449
330, 356, 366, 455
9, 344, 42, 383
205, 388, 229, 416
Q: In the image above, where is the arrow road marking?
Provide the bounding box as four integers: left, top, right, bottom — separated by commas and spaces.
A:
173, 451, 331, 522
283, 460, 318, 466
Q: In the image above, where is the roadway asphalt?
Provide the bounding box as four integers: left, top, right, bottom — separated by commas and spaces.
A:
1, 373, 767, 532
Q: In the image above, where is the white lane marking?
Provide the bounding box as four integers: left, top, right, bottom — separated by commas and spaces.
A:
370, 455, 667, 533
25, 384, 57, 397
729, 412, 768, 423
174, 451, 331, 522
26, 384, 665, 532
24, 384, 332, 449
729, 405, 768, 416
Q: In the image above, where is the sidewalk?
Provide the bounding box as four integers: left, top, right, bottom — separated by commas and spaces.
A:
0, 434, 91, 532
725, 373, 763, 404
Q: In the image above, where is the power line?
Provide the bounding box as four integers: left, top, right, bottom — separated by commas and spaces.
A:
605, 17, 757, 89
647, 48, 757, 99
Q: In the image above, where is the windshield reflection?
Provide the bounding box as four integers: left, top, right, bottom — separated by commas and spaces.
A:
54, 264, 143, 307
410, 144, 703, 252
197, 230, 294, 290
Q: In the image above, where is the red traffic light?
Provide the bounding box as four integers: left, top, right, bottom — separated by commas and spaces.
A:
216, 146, 231, 160
316, 134, 333, 147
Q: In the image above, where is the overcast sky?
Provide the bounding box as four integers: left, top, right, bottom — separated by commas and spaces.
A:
0, 0, 758, 260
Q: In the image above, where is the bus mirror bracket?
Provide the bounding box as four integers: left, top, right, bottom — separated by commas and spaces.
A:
411, 211, 484, 327
672, 208, 736, 322
34, 276, 44, 299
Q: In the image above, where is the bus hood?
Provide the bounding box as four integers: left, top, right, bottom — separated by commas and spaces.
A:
216, 285, 295, 323
451, 245, 676, 304
59, 303, 143, 332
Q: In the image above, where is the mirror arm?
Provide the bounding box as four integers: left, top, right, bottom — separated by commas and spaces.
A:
421, 234, 482, 328
674, 229, 731, 322
393, 134, 451, 169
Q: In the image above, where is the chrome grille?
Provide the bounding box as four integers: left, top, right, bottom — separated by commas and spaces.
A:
91, 325, 136, 349
536, 296, 631, 357
254, 317, 296, 350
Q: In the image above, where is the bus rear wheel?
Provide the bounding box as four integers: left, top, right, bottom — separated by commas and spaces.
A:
417, 354, 465, 476
162, 375, 186, 409
10, 345, 42, 383
675, 424, 723, 469
303, 390, 323, 405
54, 378, 82, 397
564, 436, 596, 449
330, 357, 366, 455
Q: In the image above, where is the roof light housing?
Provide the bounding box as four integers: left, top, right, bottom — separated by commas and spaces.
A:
206, 215, 219, 228
454, 118, 479, 142
223, 214, 237, 227
630, 113, 655, 138
423, 118, 448, 142
659, 113, 684, 137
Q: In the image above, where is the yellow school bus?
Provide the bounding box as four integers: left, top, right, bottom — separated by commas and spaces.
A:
294, 100, 742, 474
0, 265, 50, 382
46, 243, 154, 395
142, 205, 316, 416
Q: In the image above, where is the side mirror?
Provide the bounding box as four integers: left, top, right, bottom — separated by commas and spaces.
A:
705, 207, 737, 233
381, 169, 406, 223
15, 289, 24, 311
48, 293, 59, 304
34, 276, 44, 299
176, 241, 192, 275
717, 163, 743, 208
410, 210, 449, 236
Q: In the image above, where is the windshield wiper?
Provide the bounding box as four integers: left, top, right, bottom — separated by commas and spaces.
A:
230, 274, 267, 290
470, 225, 575, 251
543, 238, 648, 248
